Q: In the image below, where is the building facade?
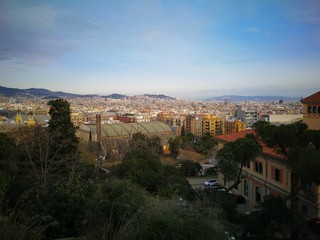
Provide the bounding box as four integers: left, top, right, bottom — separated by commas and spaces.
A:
235, 106, 258, 127
301, 91, 320, 130
215, 130, 320, 219
224, 119, 246, 134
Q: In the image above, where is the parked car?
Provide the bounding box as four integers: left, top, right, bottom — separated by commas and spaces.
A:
204, 179, 219, 187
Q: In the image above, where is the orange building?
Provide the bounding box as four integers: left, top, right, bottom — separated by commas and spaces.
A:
301, 91, 320, 130
215, 130, 320, 219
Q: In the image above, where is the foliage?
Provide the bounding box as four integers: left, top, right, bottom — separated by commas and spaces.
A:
195, 188, 239, 224
112, 151, 164, 193
194, 133, 217, 155
47, 98, 79, 157
128, 201, 224, 240
14, 180, 92, 239
253, 121, 320, 239
179, 160, 202, 177
129, 132, 163, 156
205, 166, 218, 176
168, 137, 181, 158
242, 196, 291, 239
0, 133, 17, 206
85, 179, 147, 240
0, 215, 42, 240
159, 165, 194, 200
217, 134, 262, 190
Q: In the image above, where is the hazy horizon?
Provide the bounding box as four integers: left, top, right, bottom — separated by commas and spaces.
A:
1, 0, 319, 98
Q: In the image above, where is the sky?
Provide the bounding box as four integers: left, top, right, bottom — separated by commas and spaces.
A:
0, 0, 320, 99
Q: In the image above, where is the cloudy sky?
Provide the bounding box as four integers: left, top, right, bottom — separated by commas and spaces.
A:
0, 0, 319, 99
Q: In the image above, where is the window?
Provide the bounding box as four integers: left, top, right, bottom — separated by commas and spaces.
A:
301, 179, 313, 192
274, 168, 281, 182
255, 186, 261, 203
255, 161, 263, 174
313, 106, 317, 113
318, 106, 320, 114
244, 180, 249, 197
308, 106, 312, 113
244, 159, 250, 169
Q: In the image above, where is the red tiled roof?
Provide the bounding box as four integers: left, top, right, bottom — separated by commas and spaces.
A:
215, 129, 283, 159
301, 91, 320, 105
215, 129, 254, 142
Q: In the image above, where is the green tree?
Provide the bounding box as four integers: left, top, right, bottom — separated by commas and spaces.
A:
113, 151, 164, 193
217, 134, 262, 191
159, 165, 194, 200
253, 121, 320, 240
47, 99, 81, 186
168, 137, 181, 158
47, 99, 79, 157
85, 179, 147, 240
179, 160, 202, 177
241, 196, 291, 239
0, 133, 17, 208
129, 201, 224, 240
128, 132, 163, 156
194, 133, 217, 155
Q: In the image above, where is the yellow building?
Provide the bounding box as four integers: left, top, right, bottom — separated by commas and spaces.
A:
26, 111, 36, 126
216, 130, 320, 219
202, 114, 224, 136
301, 91, 320, 130
224, 119, 246, 134
15, 110, 23, 124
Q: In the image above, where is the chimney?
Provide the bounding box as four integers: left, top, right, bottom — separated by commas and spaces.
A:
96, 114, 101, 143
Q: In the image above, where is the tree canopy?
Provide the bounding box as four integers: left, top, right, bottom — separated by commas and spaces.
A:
217, 133, 262, 190
253, 121, 320, 240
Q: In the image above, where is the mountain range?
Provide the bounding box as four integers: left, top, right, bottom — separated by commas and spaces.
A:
0, 85, 301, 102
0, 86, 174, 100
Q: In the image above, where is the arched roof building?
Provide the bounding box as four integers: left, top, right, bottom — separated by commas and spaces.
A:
79, 120, 176, 144
78, 120, 176, 160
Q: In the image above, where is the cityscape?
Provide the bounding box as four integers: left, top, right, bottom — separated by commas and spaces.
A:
1, 0, 320, 240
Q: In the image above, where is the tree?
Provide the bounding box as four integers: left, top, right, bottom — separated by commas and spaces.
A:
194, 133, 217, 155
0, 133, 17, 208
47, 99, 79, 157
241, 196, 291, 239
47, 99, 81, 186
128, 133, 163, 156
179, 160, 202, 177
217, 134, 262, 191
253, 121, 320, 240
168, 137, 181, 158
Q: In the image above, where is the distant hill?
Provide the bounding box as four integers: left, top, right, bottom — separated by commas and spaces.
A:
142, 94, 175, 100
205, 95, 301, 102
0, 86, 99, 98
102, 93, 128, 99
0, 86, 175, 100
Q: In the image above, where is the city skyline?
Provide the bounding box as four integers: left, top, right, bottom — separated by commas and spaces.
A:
1, 0, 319, 98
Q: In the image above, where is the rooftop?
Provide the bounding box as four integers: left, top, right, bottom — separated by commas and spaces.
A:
301, 91, 320, 105
215, 129, 283, 159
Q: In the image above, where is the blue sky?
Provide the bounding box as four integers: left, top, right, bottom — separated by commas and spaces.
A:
0, 0, 319, 99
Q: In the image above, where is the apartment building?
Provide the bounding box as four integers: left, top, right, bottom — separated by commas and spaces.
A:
185, 115, 203, 137
235, 106, 258, 127
224, 118, 246, 134
215, 130, 320, 219
202, 114, 224, 136
157, 112, 185, 127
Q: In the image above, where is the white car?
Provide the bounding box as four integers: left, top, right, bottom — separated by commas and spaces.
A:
204, 179, 219, 187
